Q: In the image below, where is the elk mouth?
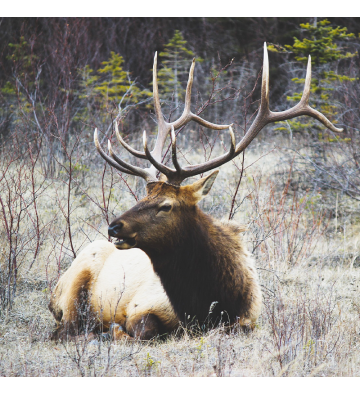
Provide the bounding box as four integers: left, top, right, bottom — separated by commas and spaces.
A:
113, 236, 137, 250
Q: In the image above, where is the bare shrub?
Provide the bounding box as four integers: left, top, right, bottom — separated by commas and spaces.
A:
243, 165, 329, 268
0, 131, 51, 314
263, 282, 342, 374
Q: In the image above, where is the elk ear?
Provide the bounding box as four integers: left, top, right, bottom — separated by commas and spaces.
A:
190, 170, 219, 203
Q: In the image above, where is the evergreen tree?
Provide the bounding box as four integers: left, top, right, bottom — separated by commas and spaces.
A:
77, 52, 151, 121
269, 19, 357, 139
157, 30, 199, 113
1, 36, 40, 121
94, 52, 144, 106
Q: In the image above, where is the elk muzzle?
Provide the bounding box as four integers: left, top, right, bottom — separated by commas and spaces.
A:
108, 221, 137, 250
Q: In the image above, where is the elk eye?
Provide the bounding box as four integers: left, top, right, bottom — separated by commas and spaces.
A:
159, 204, 172, 212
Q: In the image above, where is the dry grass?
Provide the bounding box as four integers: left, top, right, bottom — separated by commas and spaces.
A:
1, 266, 359, 376
1, 134, 360, 377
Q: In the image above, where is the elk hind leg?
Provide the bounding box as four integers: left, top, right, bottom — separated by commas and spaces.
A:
49, 269, 97, 341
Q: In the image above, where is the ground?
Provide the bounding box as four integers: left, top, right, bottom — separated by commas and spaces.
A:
1, 137, 360, 376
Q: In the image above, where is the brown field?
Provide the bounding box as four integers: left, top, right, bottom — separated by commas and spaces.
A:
1, 135, 359, 377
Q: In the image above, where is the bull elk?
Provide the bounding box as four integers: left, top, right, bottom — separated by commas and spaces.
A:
49, 44, 343, 340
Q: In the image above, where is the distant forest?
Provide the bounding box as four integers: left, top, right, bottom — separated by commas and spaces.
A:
1, 17, 359, 152
1, 18, 359, 83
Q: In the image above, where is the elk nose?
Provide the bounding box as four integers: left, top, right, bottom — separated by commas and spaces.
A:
108, 222, 124, 237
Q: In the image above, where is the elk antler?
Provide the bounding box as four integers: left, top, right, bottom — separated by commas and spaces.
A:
94, 52, 230, 182
95, 44, 343, 186
233, 43, 343, 156
158, 42, 343, 184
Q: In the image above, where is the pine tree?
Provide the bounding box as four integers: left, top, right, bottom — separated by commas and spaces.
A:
1, 36, 39, 119
269, 19, 357, 139
77, 52, 151, 121
157, 30, 199, 114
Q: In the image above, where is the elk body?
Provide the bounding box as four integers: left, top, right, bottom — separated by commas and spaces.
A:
49, 241, 178, 340
49, 44, 343, 340
107, 174, 262, 329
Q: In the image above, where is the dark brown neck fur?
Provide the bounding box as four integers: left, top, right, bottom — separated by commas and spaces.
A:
141, 207, 252, 326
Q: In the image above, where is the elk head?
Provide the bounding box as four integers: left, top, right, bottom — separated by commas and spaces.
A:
95, 43, 343, 252
107, 170, 219, 251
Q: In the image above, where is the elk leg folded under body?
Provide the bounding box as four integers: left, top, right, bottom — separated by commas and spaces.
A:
125, 313, 166, 340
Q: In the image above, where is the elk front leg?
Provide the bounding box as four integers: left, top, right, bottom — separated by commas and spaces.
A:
110, 324, 133, 341
125, 313, 164, 340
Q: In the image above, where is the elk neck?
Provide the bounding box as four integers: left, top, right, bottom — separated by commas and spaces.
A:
141, 206, 251, 326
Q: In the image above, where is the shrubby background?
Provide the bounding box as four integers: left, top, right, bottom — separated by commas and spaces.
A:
1, 17, 360, 376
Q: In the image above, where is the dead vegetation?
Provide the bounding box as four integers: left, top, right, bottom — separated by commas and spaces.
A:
1, 131, 360, 376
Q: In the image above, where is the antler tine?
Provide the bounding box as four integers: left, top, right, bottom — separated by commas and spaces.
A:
94, 129, 137, 176
291, 55, 343, 131
170, 59, 195, 130
267, 53, 344, 130
108, 139, 155, 182
152, 52, 167, 133
184, 59, 195, 113
260, 41, 270, 112
302, 55, 312, 105
229, 43, 271, 156
115, 122, 147, 160
170, 126, 182, 173
149, 52, 169, 165
143, 130, 176, 179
